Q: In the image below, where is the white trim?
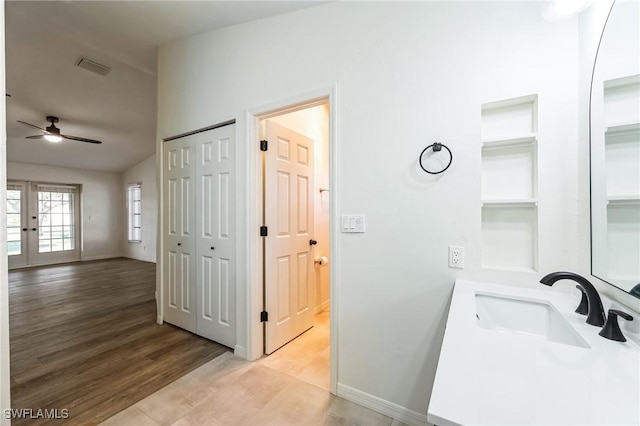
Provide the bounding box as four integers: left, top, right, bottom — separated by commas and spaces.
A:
245, 106, 262, 362
155, 137, 164, 325
337, 384, 429, 426
122, 255, 156, 263
0, 2, 11, 420
327, 85, 339, 396
8, 255, 128, 269
315, 300, 330, 314
233, 345, 247, 359
80, 254, 123, 261
245, 85, 339, 397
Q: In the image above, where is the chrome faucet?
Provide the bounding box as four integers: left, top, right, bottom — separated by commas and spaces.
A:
540, 271, 606, 327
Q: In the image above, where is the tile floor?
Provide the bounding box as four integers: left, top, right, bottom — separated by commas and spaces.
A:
102, 312, 408, 426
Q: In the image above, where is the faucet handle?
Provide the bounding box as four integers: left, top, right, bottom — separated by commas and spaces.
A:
575, 285, 588, 315
599, 309, 634, 342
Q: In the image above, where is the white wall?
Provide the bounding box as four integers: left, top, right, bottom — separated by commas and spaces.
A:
578, 1, 640, 312
268, 105, 330, 312
7, 161, 123, 261
0, 1, 12, 422
122, 154, 157, 263
158, 1, 579, 419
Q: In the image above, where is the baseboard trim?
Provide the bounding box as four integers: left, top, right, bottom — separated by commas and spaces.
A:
81, 254, 123, 262
234, 345, 247, 360
123, 255, 156, 263
336, 384, 429, 426
315, 299, 330, 314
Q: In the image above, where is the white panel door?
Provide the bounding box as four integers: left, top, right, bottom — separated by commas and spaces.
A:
163, 137, 197, 332
195, 125, 236, 347
264, 121, 315, 354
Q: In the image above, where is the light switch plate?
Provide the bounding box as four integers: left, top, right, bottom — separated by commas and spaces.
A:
341, 214, 365, 233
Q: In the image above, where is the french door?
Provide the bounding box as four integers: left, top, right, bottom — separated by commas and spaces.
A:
7, 181, 80, 268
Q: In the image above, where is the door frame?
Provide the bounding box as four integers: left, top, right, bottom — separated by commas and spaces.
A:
246, 85, 338, 394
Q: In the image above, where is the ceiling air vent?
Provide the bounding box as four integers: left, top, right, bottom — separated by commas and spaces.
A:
76, 57, 111, 76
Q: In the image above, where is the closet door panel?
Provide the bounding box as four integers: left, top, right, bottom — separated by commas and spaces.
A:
195, 125, 236, 347
163, 137, 197, 332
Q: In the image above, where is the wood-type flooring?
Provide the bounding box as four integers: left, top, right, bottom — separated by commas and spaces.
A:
8, 258, 230, 425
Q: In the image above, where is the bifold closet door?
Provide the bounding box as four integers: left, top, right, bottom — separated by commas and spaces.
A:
162, 124, 236, 348
195, 125, 236, 348
163, 136, 197, 332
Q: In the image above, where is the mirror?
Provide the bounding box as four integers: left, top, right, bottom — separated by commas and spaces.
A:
590, 0, 640, 297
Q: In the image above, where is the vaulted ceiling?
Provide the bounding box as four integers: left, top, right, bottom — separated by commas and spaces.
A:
5, 1, 327, 173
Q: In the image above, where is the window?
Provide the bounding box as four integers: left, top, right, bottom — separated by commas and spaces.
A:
6, 184, 23, 256
37, 186, 76, 253
127, 183, 142, 242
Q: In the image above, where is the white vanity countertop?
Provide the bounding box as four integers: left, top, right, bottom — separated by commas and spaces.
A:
428, 279, 640, 426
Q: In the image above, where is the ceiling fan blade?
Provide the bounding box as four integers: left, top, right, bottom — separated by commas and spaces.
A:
26, 135, 45, 139
61, 134, 102, 144
18, 120, 46, 131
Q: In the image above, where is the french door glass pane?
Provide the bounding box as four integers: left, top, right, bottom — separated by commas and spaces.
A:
38, 191, 75, 253
6, 189, 22, 256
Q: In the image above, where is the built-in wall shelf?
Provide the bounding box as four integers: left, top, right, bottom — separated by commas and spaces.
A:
605, 121, 640, 135
481, 205, 538, 271
482, 199, 537, 207
477, 265, 538, 274
607, 195, 640, 205
481, 134, 537, 149
481, 94, 538, 272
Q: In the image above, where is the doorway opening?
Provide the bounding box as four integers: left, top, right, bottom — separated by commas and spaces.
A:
260, 104, 330, 388
250, 94, 334, 393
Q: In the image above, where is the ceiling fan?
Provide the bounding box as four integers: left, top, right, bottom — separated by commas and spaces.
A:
17, 116, 102, 144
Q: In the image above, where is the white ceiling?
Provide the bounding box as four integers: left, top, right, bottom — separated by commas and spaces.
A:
5, 1, 328, 173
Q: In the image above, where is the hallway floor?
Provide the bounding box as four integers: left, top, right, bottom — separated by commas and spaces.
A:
103, 311, 409, 426
260, 310, 330, 392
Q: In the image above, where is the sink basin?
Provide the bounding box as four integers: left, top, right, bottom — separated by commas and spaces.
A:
475, 292, 590, 348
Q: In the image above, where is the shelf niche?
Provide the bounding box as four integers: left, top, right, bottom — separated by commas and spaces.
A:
480, 94, 538, 272
481, 206, 538, 272
600, 75, 640, 285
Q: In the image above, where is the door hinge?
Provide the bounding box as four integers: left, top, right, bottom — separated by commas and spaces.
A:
261, 311, 269, 322
260, 140, 268, 151
260, 226, 268, 237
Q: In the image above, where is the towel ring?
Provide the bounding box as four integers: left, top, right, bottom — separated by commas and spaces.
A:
419, 142, 453, 175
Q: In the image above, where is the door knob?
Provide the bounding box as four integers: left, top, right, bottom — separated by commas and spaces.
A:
22, 228, 27, 231
211, 247, 215, 250
309, 239, 317, 246
31, 228, 37, 231
32, 216, 36, 220
177, 243, 182, 246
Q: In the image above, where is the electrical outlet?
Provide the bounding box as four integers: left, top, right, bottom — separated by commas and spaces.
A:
449, 245, 465, 269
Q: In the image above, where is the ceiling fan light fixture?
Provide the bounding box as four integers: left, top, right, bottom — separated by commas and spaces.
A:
44, 133, 62, 143
44, 122, 62, 142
